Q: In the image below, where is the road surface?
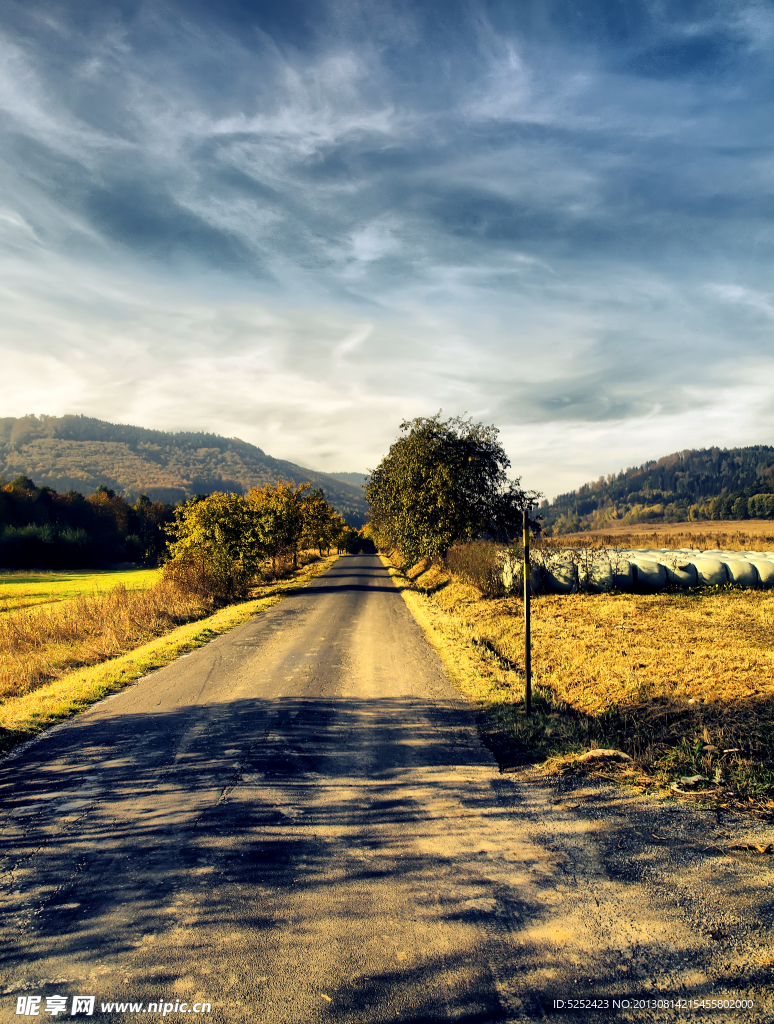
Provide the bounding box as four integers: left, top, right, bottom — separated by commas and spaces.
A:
1, 555, 771, 1023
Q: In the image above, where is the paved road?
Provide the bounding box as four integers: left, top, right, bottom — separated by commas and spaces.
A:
1, 555, 771, 1023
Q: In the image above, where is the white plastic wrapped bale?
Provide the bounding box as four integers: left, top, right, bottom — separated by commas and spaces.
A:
585, 559, 613, 593
501, 555, 517, 592
631, 560, 667, 591
611, 558, 633, 591
528, 564, 542, 594
749, 560, 774, 588
502, 558, 543, 594
543, 561, 578, 593
691, 558, 728, 587
723, 560, 759, 588
662, 560, 698, 588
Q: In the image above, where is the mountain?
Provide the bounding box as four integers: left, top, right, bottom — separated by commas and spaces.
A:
0, 415, 368, 526
326, 472, 368, 488
544, 445, 774, 533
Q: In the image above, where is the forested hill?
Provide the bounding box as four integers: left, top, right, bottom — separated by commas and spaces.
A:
545, 445, 774, 533
0, 415, 367, 526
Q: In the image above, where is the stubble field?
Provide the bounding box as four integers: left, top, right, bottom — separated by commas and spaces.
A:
386, 554, 774, 815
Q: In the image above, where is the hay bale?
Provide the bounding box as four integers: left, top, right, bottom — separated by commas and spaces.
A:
586, 559, 613, 593
632, 560, 667, 591
723, 560, 759, 588
502, 559, 542, 594
691, 558, 728, 587
543, 561, 578, 593
612, 559, 633, 591
663, 561, 698, 588
750, 560, 774, 588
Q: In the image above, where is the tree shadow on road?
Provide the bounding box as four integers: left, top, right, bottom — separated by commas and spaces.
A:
1, 695, 771, 1022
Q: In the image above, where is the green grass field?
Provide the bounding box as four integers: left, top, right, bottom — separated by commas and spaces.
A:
0, 568, 159, 613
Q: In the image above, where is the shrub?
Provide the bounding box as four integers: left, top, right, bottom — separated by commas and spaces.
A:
445, 540, 506, 597
161, 547, 254, 606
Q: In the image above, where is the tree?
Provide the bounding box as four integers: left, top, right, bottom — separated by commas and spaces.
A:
365, 414, 539, 563
301, 487, 346, 554
248, 480, 308, 572
164, 492, 263, 603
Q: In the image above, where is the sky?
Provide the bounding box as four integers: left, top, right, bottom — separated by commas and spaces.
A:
2, 0, 774, 499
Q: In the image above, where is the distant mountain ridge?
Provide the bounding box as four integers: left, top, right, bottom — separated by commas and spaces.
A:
0, 415, 368, 526
545, 445, 774, 533
326, 472, 368, 488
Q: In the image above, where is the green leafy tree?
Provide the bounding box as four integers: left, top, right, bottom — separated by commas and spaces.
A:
248, 480, 308, 572
301, 487, 346, 554
164, 492, 263, 603
366, 414, 539, 563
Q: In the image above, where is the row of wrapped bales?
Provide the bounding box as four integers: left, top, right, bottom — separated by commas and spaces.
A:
535, 549, 774, 594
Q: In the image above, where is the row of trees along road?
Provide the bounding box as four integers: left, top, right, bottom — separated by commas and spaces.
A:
365, 414, 541, 563
163, 481, 355, 604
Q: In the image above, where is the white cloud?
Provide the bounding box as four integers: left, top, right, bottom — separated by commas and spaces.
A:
705, 282, 774, 318
1, 1, 772, 498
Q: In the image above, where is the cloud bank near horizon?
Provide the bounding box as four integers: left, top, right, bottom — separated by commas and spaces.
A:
2, 0, 773, 498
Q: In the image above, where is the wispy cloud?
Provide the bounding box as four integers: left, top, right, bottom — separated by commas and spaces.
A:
0, 0, 772, 494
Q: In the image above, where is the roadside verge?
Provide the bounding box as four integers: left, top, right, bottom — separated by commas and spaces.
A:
0, 555, 339, 757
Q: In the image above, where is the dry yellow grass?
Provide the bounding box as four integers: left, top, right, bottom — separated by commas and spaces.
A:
385, 554, 774, 812
554, 521, 774, 550
0, 583, 208, 699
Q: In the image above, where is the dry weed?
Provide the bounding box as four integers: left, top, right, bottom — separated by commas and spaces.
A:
551, 527, 774, 551
0, 583, 207, 699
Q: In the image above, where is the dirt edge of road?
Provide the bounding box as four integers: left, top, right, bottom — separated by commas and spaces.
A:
0, 554, 340, 761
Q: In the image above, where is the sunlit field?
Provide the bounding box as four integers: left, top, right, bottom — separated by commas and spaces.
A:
0, 568, 159, 613
389, 556, 774, 813
555, 521, 774, 550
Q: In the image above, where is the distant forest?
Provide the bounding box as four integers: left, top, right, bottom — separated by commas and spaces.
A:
0, 475, 172, 568
544, 445, 774, 534
0, 415, 367, 527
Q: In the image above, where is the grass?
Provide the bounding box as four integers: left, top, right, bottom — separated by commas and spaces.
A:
0, 568, 159, 613
383, 553, 774, 816
554, 523, 774, 550
0, 555, 339, 758
0, 583, 208, 699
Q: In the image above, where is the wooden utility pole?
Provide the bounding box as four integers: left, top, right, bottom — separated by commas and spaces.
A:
523, 507, 532, 716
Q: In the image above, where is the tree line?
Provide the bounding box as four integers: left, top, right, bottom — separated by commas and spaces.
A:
544, 445, 774, 534
0, 476, 357, 583
0, 476, 173, 568
163, 482, 357, 603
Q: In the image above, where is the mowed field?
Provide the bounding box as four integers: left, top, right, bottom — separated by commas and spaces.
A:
387, 544, 774, 814
558, 519, 774, 549
0, 568, 159, 613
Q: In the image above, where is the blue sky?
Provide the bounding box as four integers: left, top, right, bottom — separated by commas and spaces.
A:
2, 0, 773, 497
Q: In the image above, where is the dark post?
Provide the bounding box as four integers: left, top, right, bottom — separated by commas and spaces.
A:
523, 507, 531, 716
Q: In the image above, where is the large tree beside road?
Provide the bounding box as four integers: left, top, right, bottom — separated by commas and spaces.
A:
365, 414, 539, 563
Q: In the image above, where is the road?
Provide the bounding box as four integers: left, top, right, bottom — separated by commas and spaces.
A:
1, 555, 772, 1023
